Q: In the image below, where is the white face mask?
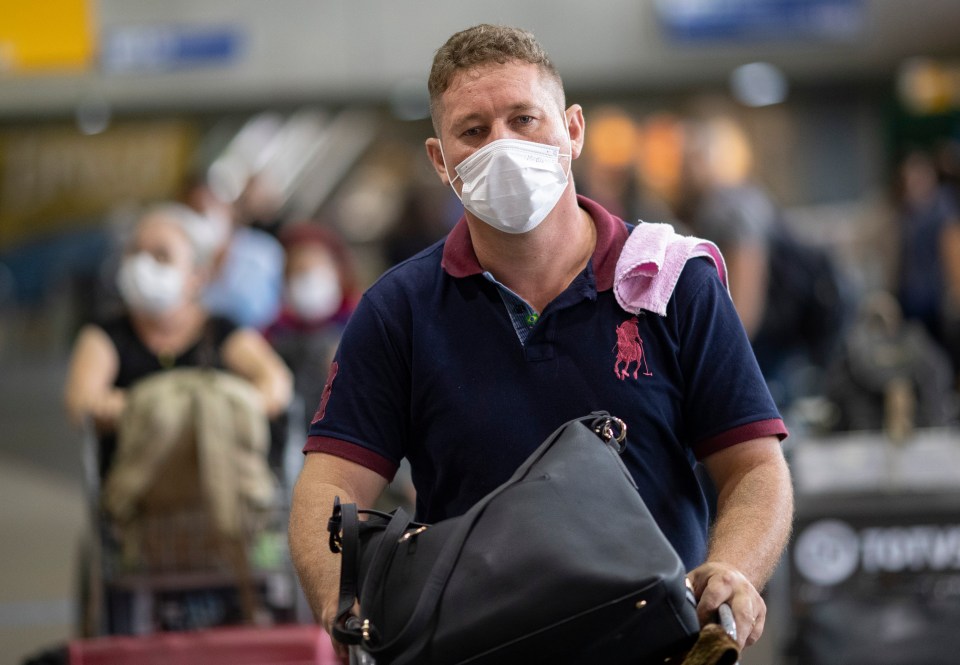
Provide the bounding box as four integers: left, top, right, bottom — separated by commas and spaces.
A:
286, 264, 343, 321
116, 253, 187, 316
443, 123, 572, 234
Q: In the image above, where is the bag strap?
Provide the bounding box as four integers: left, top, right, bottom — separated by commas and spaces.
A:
332, 501, 419, 645
376, 413, 623, 664
332, 501, 361, 645
358, 506, 414, 631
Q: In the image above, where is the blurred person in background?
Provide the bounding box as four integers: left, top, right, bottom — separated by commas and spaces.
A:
63, 202, 293, 476
890, 147, 960, 383
264, 221, 360, 427
680, 115, 847, 410
575, 105, 675, 225
184, 177, 286, 330
235, 171, 288, 238
383, 181, 459, 267
680, 116, 775, 341
265, 221, 416, 511
824, 290, 955, 435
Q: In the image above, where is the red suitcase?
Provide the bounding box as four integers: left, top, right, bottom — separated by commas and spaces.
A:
68, 625, 339, 665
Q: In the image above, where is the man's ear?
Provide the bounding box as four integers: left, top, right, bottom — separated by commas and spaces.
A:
425, 138, 451, 185
566, 104, 586, 161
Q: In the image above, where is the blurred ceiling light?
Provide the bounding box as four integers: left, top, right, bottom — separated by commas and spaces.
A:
587, 107, 639, 168
897, 57, 954, 115
729, 61, 789, 107
207, 112, 284, 202
637, 113, 684, 198
75, 94, 112, 135
700, 116, 754, 186
207, 156, 248, 204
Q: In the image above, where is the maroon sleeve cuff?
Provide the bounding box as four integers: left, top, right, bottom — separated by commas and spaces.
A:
303, 436, 399, 481
693, 418, 789, 460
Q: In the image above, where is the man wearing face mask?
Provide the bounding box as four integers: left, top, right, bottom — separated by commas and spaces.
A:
64, 202, 293, 476
289, 24, 793, 657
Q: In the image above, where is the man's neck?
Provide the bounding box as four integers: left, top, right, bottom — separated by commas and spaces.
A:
471, 194, 596, 313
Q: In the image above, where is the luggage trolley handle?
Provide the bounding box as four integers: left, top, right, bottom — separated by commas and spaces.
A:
349, 644, 377, 665
718, 603, 740, 665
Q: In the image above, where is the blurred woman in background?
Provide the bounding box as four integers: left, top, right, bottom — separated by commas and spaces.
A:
264, 222, 360, 428
63, 202, 292, 475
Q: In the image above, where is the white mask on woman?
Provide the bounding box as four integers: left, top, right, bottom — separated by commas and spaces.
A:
442, 119, 571, 234
286, 264, 343, 322
116, 252, 186, 315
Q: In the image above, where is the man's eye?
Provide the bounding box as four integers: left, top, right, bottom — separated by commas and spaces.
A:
516, 115, 534, 125
462, 127, 482, 137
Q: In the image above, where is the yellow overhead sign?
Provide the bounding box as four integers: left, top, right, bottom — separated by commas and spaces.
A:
0, 0, 96, 73
0, 120, 198, 249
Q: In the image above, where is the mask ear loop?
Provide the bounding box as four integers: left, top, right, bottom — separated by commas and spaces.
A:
558, 109, 574, 180
438, 141, 462, 190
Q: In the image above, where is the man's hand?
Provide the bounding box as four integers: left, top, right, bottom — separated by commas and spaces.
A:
321, 599, 360, 663
696, 437, 793, 649
687, 561, 765, 648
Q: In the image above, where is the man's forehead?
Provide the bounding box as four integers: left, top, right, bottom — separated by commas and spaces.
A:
438, 64, 561, 125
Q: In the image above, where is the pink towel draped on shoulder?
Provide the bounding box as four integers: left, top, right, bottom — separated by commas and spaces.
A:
614, 222, 728, 316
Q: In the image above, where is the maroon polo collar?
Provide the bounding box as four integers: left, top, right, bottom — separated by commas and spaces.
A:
440, 195, 628, 291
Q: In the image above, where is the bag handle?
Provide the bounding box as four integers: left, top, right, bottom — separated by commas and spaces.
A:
375, 413, 625, 664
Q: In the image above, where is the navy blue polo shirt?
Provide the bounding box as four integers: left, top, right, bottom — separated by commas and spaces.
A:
305, 195, 787, 570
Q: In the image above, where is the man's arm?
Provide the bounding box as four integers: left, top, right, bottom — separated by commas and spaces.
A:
687, 436, 793, 648
289, 453, 388, 653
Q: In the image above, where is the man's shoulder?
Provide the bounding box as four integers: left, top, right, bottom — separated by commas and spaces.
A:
366, 236, 448, 296
665, 255, 730, 320
676, 254, 725, 292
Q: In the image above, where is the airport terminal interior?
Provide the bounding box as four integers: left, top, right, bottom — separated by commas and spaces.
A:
2, 1, 960, 663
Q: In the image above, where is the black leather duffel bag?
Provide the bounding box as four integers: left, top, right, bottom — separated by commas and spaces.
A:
327, 412, 702, 664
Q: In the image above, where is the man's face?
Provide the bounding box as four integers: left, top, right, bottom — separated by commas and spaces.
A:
427, 60, 576, 192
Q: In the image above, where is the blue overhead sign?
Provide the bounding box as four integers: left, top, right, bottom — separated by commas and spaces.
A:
655, 0, 864, 43
101, 24, 244, 73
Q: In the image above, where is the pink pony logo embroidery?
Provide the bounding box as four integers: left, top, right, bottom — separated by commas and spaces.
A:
613, 317, 653, 380
312, 361, 338, 424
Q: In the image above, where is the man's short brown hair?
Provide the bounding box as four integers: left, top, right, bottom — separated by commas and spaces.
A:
428, 24, 565, 131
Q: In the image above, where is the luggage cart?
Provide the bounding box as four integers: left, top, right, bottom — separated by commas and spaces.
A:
67, 624, 338, 665
77, 397, 309, 638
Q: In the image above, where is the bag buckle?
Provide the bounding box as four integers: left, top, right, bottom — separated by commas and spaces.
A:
398, 525, 429, 543
355, 618, 381, 646
592, 414, 628, 452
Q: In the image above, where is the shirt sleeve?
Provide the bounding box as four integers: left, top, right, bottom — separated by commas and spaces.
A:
673, 259, 788, 458
302, 289, 408, 480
